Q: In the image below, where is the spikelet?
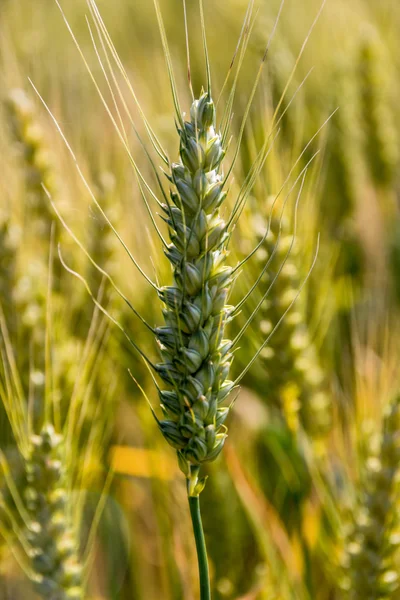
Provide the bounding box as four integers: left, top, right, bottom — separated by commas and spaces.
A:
24, 425, 83, 600
251, 197, 331, 444
155, 91, 233, 493
342, 395, 400, 598
6, 89, 56, 237
358, 26, 398, 189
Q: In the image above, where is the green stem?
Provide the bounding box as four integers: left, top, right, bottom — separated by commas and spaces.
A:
188, 495, 211, 600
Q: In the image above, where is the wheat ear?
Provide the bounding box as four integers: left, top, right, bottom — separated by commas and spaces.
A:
0, 313, 84, 599
155, 90, 232, 490
359, 26, 398, 189
24, 425, 83, 600
6, 89, 56, 237
342, 395, 400, 598
252, 196, 331, 444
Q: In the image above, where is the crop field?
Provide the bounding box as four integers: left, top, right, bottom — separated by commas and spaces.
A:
1, 0, 400, 599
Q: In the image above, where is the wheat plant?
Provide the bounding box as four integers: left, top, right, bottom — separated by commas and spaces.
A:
6, 89, 56, 239
250, 196, 331, 444
341, 394, 400, 599
0, 258, 114, 598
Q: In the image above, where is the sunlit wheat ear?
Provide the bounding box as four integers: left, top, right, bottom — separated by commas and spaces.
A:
6, 89, 57, 237
24, 425, 84, 600
0, 266, 114, 599
341, 395, 400, 599
0, 310, 83, 599
5, 89, 62, 383
358, 25, 398, 189
0, 422, 84, 600
329, 57, 363, 225
251, 196, 332, 444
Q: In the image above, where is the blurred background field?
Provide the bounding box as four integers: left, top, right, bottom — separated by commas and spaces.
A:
1, 0, 400, 598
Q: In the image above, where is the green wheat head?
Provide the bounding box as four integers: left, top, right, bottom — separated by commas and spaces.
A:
329, 57, 363, 228
0, 321, 83, 599
342, 395, 400, 599
155, 90, 233, 494
24, 425, 83, 600
4, 89, 58, 403
358, 26, 398, 189
252, 197, 331, 442
6, 89, 56, 237
0, 289, 113, 598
